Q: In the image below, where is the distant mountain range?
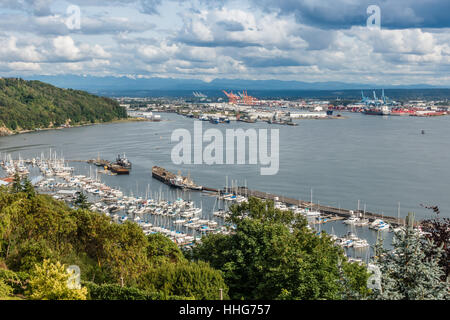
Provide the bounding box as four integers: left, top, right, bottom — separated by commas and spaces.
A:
24, 75, 444, 96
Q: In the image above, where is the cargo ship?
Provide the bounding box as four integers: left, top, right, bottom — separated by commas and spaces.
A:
152, 166, 202, 191
390, 108, 416, 116
362, 105, 390, 115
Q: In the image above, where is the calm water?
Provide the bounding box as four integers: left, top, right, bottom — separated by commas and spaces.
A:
2, 112, 449, 256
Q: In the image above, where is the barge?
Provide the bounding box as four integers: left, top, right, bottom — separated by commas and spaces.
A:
152, 166, 202, 190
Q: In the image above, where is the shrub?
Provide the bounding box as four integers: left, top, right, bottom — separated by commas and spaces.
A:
83, 282, 192, 300
28, 259, 88, 300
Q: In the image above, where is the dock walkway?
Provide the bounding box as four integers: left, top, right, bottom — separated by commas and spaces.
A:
10, 159, 406, 226
213, 187, 405, 227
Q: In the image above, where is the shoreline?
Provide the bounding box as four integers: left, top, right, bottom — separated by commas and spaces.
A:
3, 117, 152, 136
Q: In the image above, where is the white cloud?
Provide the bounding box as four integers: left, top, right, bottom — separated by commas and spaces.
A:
7, 61, 41, 71
0, 36, 42, 62
0, 0, 448, 85
53, 36, 81, 61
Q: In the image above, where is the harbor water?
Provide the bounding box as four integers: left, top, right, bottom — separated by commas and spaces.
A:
2, 112, 450, 257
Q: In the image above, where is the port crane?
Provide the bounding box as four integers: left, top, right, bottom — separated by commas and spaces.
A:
222, 90, 239, 104
242, 90, 259, 105
361, 89, 394, 106
222, 90, 259, 105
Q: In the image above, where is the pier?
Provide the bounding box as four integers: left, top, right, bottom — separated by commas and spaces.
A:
48, 161, 411, 226
3, 158, 408, 227
204, 186, 406, 227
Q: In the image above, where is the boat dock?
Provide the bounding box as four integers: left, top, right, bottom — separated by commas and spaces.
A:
3, 158, 407, 226
203, 186, 406, 227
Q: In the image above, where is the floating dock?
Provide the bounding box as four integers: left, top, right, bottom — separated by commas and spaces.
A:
198, 185, 406, 227
219, 187, 406, 227
13, 158, 409, 226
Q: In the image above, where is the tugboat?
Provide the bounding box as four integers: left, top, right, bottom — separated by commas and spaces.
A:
109, 165, 129, 175
114, 154, 132, 169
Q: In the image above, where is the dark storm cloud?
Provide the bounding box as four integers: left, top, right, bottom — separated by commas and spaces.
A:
251, 0, 450, 29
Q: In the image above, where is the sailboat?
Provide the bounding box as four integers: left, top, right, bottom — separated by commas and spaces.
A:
305, 188, 320, 216
392, 202, 404, 233
355, 204, 369, 226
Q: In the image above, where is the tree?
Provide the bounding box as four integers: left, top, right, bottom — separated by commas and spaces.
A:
22, 177, 35, 198
146, 233, 185, 265
74, 191, 89, 209
28, 259, 87, 300
420, 205, 450, 280
191, 197, 370, 300
372, 225, 449, 300
0, 78, 127, 132
0, 187, 231, 300
11, 173, 22, 193
138, 260, 228, 300
102, 222, 149, 287
6, 239, 55, 273
0, 279, 13, 299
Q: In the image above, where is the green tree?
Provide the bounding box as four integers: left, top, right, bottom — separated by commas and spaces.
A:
11, 173, 22, 193
0, 187, 231, 300
28, 259, 88, 300
147, 233, 185, 265
191, 197, 369, 300
74, 191, 89, 209
6, 240, 55, 273
102, 222, 149, 287
0, 279, 13, 299
0, 78, 127, 132
22, 177, 35, 198
372, 224, 449, 300
138, 260, 228, 300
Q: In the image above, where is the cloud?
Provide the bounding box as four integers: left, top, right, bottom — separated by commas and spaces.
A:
176, 7, 307, 50
52, 36, 82, 61
216, 20, 244, 32
7, 61, 41, 71
139, 0, 163, 15
0, 0, 448, 85
250, 0, 450, 29
0, 0, 53, 16
0, 36, 42, 62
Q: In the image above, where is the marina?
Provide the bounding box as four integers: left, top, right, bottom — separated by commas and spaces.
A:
0, 151, 427, 260
0, 153, 230, 248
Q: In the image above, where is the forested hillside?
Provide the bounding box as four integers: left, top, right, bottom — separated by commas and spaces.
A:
0, 179, 227, 300
0, 78, 127, 132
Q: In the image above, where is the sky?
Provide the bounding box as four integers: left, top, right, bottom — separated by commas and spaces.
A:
0, 0, 449, 86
